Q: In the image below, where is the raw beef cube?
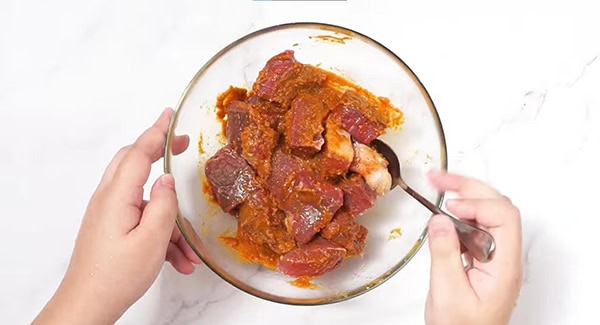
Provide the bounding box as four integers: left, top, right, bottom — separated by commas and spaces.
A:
240, 122, 278, 179
283, 93, 329, 157
314, 86, 342, 111
283, 171, 343, 244
252, 50, 298, 103
250, 98, 287, 130
237, 190, 295, 255
321, 210, 368, 257
225, 100, 250, 151
204, 145, 258, 213
340, 174, 376, 217
252, 50, 326, 107
278, 237, 346, 277
266, 149, 307, 205
334, 91, 386, 144
283, 196, 323, 245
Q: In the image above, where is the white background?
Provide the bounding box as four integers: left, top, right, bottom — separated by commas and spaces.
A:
1, 0, 599, 324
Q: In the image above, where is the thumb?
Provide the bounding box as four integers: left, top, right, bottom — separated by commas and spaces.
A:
428, 215, 470, 297
136, 174, 178, 244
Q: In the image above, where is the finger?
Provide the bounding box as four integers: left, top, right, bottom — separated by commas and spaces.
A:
101, 134, 188, 189
111, 108, 173, 197
445, 198, 520, 229
428, 170, 501, 199
100, 108, 171, 188
118, 199, 148, 231
447, 199, 522, 275
112, 199, 149, 233
166, 242, 195, 275
171, 134, 190, 155
428, 215, 472, 299
133, 174, 178, 243
179, 218, 205, 254
100, 145, 132, 186
100, 108, 190, 191
171, 226, 202, 264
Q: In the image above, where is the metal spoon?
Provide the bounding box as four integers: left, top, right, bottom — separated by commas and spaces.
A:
371, 139, 496, 263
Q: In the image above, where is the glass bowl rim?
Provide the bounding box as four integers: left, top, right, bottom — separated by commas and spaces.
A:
164, 21, 448, 306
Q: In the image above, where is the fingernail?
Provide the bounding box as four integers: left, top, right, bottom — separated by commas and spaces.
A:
428, 215, 452, 237
161, 174, 175, 189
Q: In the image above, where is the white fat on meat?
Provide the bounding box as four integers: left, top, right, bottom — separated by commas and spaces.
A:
350, 143, 392, 196
324, 119, 354, 162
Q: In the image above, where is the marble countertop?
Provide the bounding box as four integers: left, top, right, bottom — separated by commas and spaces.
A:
2, 1, 599, 324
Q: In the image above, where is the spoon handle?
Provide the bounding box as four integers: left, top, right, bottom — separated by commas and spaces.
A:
399, 181, 496, 263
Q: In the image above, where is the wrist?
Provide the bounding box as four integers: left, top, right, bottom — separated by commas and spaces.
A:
33, 272, 126, 325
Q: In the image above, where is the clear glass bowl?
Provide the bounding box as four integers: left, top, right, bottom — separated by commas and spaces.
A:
164, 22, 447, 305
